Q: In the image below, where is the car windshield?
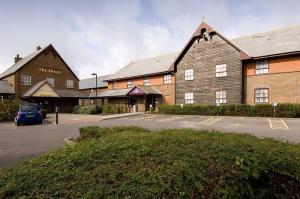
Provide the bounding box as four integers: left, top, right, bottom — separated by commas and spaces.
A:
21, 105, 39, 112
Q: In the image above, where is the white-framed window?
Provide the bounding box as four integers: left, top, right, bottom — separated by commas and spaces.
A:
216, 90, 227, 104
255, 60, 269, 75
216, 64, 227, 77
255, 88, 269, 103
112, 81, 118, 89
127, 80, 133, 88
21, 75, 31, 85
185, 69, 194, 80
47, 78, 55, 87
144, 76, 150, 86
185, 93, 194, 104
66, 80, 74, 88
163, 74, 171, 84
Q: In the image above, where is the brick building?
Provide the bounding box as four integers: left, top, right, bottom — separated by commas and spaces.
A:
0, 44, 87, 112
93, 53, 177, 112
96, 21, 300, 110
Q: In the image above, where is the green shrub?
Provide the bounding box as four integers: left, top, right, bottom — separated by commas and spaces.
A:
78, 126, 150, 141
0, 126, 299, 198
73, 105, 102, 115
159, 103, 300, 118
0, 100, 20, 121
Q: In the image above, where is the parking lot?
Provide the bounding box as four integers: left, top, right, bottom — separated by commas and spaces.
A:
98, 114, 300, 143
0, 113, 300, 167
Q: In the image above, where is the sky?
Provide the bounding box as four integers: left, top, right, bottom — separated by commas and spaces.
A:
1, 0, 300, 79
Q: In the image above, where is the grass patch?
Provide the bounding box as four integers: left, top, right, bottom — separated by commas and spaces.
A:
0, 126, 299, 198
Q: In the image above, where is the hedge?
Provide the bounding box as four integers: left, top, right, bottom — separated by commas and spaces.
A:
0, 100, 20, 122
73, 105, 102, 114
1, 126, 300, 198
158, 104, 300, 118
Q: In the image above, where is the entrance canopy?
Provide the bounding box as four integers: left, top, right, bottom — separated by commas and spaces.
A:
128, 86, 161, 96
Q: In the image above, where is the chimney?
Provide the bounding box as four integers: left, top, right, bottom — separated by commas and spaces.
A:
36, 46, 42, 51
14, 54, 22, 63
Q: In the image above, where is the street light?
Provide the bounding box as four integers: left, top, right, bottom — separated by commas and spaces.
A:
91, 73, 98, 105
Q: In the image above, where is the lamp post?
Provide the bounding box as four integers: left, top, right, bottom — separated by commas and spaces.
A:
91, 73, 98, 105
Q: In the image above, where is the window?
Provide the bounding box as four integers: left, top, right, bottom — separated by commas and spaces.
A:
66, 80, 74, 88
216, 90, 227, 104
163, 74, 171, 84
21, 75, 31, 85
127, 80, 133, 88
255, 60, 269, 74
185, 93, 194, 104
112, 81, 118, 89
216, 64, 227, 77
144, 76, 150, 86
185, 69, 194, 80
255, 88, 268, 103
47, 78, 55, 87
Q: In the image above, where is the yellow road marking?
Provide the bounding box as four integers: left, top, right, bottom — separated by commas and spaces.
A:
268, 119, 289, 130
200, 117, 222, 125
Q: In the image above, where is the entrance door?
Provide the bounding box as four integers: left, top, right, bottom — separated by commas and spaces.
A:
130, 97, 138, 112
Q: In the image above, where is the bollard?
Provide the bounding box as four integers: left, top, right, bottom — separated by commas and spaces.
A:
55, 107, 59, 125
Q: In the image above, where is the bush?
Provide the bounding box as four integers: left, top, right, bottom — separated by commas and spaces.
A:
0, 100, 20, 121
73, 105, 102, 115
103, 104, 129, 114
0, 126, 299, 198
159, 104, 300, 118
78, 126, 150, 141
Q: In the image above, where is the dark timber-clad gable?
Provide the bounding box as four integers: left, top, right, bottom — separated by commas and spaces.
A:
175, 33, 242, 104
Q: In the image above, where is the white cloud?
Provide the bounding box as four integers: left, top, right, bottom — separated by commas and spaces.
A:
0, 0, 300, 79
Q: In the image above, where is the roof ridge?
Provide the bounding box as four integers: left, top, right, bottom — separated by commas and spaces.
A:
232, 23, 300, 41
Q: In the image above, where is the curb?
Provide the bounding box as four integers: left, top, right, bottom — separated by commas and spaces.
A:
64, 137, 76, 145
101, 113, 144, 121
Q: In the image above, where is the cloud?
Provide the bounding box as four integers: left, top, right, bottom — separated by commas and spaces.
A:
0, 0, 300, 79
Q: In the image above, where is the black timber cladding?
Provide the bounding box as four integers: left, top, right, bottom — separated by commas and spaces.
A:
175, 34, 242, 105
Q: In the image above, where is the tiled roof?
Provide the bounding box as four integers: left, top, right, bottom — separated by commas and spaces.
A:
96, 88, 132, 98
79, 75, 109, 90
104, 52, 179, 81
56, 89, 89, 98
0, 46, 49, 79
232, 24, 300, 58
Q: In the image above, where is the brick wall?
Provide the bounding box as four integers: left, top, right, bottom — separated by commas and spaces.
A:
244, 71, 300, 104
175, 34, 242, 105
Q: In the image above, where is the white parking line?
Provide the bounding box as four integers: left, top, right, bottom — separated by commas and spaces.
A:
200, 117, 222, 125
268, 119, 289, 130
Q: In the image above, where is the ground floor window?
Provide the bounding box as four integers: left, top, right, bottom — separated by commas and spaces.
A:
255, 88, 268, 103
216, 90, 227, 104
185, 93, 194, 104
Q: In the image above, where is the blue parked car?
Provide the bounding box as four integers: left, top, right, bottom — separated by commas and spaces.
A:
15, 104, 43, 126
